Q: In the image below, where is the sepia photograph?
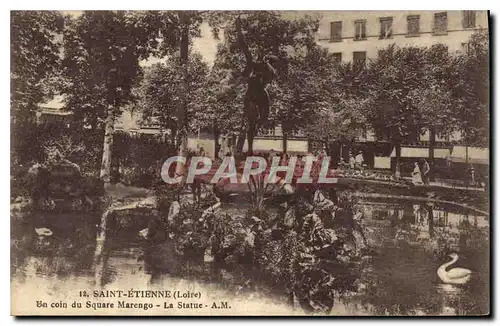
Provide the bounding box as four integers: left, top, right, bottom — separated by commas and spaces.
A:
10, 9, 490, 316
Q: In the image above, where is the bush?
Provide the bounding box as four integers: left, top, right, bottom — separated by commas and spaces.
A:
114, 132, 176, 188
148, 186, 364, 314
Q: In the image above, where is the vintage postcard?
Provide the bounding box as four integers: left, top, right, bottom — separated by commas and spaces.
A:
11, 10, 490, 316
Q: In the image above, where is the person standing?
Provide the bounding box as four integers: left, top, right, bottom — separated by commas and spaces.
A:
469, 164, 476, 186
355, 151, 365, 170
349, 152, 355, 170
339, 157, 347, 170
422, 159, 430, 185
395, 163, 401, 180
412, 162, 423, 185
199, 146, 206, 157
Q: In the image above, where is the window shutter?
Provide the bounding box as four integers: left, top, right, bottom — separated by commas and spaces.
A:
330, 21, 342, 41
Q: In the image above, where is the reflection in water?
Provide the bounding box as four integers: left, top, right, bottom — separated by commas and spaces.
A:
11, 200, 489, 316
352, 202, 489, 316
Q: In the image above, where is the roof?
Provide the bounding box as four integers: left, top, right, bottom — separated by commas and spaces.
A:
39, 95, 65, 109
38, 95, 71, 116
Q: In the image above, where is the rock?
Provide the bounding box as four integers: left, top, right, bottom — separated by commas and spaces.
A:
137, 196, 156, 208
35, 228, 53, 237
243, 228, 256, 247
138, 228, 149, 239
201, 202, 221, 218
167, 201, 180, 222
250, 216, 262, 224
48, 160, 81, 178
27, 163, 45, 175
313, 190, 335, 211
284, 207, 296, 228
11, 197, 33, 213
204, 248, 214, 263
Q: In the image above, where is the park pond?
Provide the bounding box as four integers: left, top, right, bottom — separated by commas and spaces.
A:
11, 198, 489, 316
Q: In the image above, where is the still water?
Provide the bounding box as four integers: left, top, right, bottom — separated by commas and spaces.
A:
11, 200, 489, 316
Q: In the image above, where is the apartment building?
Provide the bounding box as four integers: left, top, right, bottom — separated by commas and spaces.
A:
317, 10, 489, 63
314, 11, 489, 169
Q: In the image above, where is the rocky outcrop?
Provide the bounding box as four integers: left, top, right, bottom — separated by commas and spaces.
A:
11, 160, 104, 218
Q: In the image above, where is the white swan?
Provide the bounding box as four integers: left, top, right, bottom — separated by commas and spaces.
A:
437, 253, 472, 285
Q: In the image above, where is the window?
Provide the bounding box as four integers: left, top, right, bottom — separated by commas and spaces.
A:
379, 17, 393, 39
462, 42, 472, 54
332, 52, 342, 63
330, 21, 342, 42
354, 20, 366, 40
433, 12, 448, 35
407, 15, 420, 36
262, 127, 275, 136
353, 51, 366, 67
463, 10, 476, 28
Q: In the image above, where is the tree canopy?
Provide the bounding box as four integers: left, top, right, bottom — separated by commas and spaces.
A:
11, 11, 64, 122
61, 11, 157, 129
135, 52, 209, 138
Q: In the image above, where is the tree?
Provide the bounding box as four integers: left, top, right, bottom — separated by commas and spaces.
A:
272, 46, 335, 153
11, 11, 64, 123
11, 11, 64, 167
411, 44, 457, 173
135, 53, 209, 144
366, 45, 433, 166
451, 30, 489, 149
366, 36, 489, 174
192, 57, 246, 155
301, 59, 369, 162
62, 11, 156, 184
135, 11, 206, 183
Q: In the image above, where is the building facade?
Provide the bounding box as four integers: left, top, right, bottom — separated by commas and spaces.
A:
316, 10, 488, 63
314, 10, 488, 170
253, 11, 489, 158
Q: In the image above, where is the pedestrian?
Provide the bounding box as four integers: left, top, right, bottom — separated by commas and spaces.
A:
468, 164, 476, 186
339, 157, 347, 170
198, 146, 205, 157
412, 162, 423, 185
355, 151, 364, 170
395, 163, 401, 180
422, 159, 430, 185
349, 152, 355, 170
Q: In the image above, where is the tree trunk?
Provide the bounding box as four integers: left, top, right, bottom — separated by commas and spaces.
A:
247, 121, 256, 155
174, 12, 190, 184
429, 126, 436, 181
282, 128, 288, 154
236, 128, 246, 155
395, 142, 401, 171
214, 127, 220, 159
426, 203, 434, 238
465, 144, 469, 165
100, 105, 114, 186
170, 127, 177, 146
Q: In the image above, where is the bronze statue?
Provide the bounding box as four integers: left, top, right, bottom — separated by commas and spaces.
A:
235, 15, 278, 152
